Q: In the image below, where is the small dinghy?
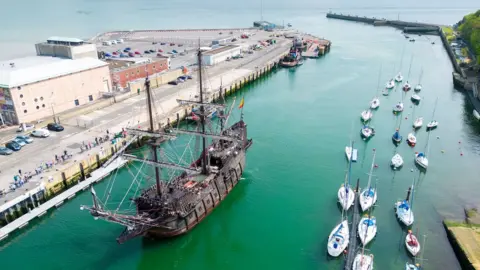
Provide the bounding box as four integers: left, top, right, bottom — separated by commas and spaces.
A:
403, 81, 412, 91
414, 84, 422, 92
353, 252, 374, 270
382, 89, 389, 96
386, 79, 395, 89
407, 133, 417, 146
406, 230, 421, 256
361, 110, 373, 122
415, 152, 428, 169
395, 72, 404, 82
426, 120, 438, 130
393, 102, 404, 113
358, 216, 377, 245
338, 183, 355, 211
327, 220, 350, 257
345, 146, 358, 162
474, 110, 480, 120
392, 129, 402, 144
413, 117, 423, 129
370, 98, 380, 109
395, 186, 415, 226
411, 94, 421, 103
391, 153, 404, 169
361, 125, 375, 140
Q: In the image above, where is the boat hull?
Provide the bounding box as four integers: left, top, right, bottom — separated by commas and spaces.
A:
360, 189, 377, 212
338, 185, 355, 211
358, 217, 377, 245
405, 233, 421, 256
327, 220, 350, 257
395, 201, 414, 226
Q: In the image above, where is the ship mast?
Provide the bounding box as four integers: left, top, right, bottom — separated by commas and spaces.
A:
197, 49, 208, 175
144, 75, 162, 196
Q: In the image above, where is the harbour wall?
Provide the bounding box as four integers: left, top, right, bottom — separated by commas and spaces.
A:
0, 47, 291, 241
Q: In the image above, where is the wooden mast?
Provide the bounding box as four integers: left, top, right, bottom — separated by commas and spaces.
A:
197, 49, 208, 175
144, 75, 162, 196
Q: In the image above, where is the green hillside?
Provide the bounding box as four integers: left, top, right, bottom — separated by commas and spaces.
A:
458, 10, 480, 64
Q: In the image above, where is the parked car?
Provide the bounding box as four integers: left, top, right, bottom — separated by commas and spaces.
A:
112, 51, 118, 55
0, 146, 13, 155
16, 135, 33, 144
231, 38, 238, 42
123, 49, 130, 53
178, 75, 187, 81
17, 123, 35, 132
111, 40, 117, 45
179, 52, 186, 56
158, 49, 164, 53
134, 51, 141, 55
152, 41, 158, 45
12, 138, 26, 147
124, 47, 131, 51
177, 78, 185, 83
116, 39, 124, 44
168, 80, 178, 85
186, 75, 193, 80
128, 52, 135, 57
47, 123, 64, 132
120, 53, 128, 58
170, 43, 175, 46
172, 50, 178, 54
178, 44, 183, 47
144, 50, 151, 54
160, 42, 166, 45
6, 141, 21, 151
31, 129, 50, 138
149, 49, 155, 53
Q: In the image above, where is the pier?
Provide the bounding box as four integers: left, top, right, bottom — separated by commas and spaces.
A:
344, 179, 361, 270
0, 158, 127, 241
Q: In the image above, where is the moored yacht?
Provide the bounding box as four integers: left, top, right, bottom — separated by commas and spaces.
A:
353, 252, 374, 270
411, 94, 421, 103
413, 117, 423, 129
391, 153, 404, 169
370, 98, 380, 109
395, 72, 404, 82
393, 102, 404, 113
386, 79, 395, 89
392, 129, 402, 144
407, 133, 417, 146
426, 121, 438, 130
395, 186, 415, 226
403, 81, 412, 91
361, 110, 373, 122
358, 216, 377, 246
405, 230, 421, 256
361, 125, 375, 140
414, 84, 422, 92
327, 220, 350, 257
415, 152, 428, 169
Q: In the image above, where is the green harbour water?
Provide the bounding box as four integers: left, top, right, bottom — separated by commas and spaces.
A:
2, 2, 480, 270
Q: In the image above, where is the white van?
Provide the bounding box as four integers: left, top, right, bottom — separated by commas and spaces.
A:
31, 129, 50, 138
116, 39, 124, 44
111, 40, 117, 45
102, 41, 112, 46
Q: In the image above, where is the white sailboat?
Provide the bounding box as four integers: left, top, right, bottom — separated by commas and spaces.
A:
361, 110, 373, 122
411, 94, 421, 103
360, 149, 377, 212
391, 153, 404, 169
407, 132, 417, 146
473, 110, 480, 120
382, 89, 389, 96
345, 146, 358, 162
403, 55, 414, 91
414, 68, 423, 92
353, 228, 374, 270
370, 65, 382, 110
395, 72, 404, 82
405, 230, 421, 256
361, 125, 375, 140
327, 219, 350, 257
415, 131, 431, 169
403, 81, 411, 91
386, 79, 395, 89
393, 102, 404, 113
426, 97, 439, 130
395, 179, 415, 226
358, 215, 377, 246
413, 117, 423, 129
339, 141, 355, 211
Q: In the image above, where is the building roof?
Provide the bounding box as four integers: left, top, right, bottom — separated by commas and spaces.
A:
47, 36, 84, 43
202, 45, 239, 56
0, 56, 108, 88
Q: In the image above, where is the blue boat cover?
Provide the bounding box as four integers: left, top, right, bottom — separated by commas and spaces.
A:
417, 152, 425, 157
393, 131, 401, 140
364, 188, 375, 197
332, 223, 345, 239
399, 200, 410, 210
363, 218, 376, 226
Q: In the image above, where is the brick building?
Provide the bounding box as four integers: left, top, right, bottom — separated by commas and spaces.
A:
108, 58, 170, 88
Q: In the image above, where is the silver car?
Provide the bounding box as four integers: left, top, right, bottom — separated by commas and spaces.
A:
16, 135, 33, 144
13, 138, 26, 146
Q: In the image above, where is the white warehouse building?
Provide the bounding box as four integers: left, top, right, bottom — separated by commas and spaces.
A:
201, 45, 242, 66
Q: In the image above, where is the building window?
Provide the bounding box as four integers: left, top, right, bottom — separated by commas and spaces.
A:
153, 65, 156, 69
74, 99, 79, 106
42, 104, 45, 108
137, 70, 140, 74
36, 106, 39, 109
22, 102, 25, 106
89, 95, 93, 101
131, 71, 134, 75
34, 98, 38, 102
20, 94, 23, 98
160, 63, 163, 67
24, 110, 27, 113
17, 86, 21, 90
40, 97, 44, 101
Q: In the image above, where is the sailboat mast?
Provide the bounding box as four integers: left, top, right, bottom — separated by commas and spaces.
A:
376, 64, 382, 93
407, 55, 414, 81
145, 76, 162, 196
346, 141, 354, 191
367, 149, 376, 189
197, 50, 208, 175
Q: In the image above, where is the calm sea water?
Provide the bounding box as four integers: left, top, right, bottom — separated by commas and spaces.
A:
1, 1, 480, 269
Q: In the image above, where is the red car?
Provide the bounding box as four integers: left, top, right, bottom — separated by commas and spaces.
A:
112, 51, 118, 55
134, 51, 141, 55
158, 49, 163, 52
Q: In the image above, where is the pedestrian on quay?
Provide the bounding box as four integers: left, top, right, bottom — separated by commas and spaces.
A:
88, 142, 92, 149
55, 154, 59, 163
95, 137, 99, 145
18, 169, 22, 176
106, 129, 109, 135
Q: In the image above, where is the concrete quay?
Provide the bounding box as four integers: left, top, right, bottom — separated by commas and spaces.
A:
0, 157, 128, 241
0, 29, 298, 239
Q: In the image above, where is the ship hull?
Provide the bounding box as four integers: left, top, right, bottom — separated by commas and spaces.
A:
145, 148, 247, 239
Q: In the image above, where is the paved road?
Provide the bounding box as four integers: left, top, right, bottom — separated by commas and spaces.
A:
0, 36, 291, 204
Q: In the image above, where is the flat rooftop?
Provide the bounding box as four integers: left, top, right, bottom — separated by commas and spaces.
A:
202, 45, 239, 56
0, 56, 108, 88
107, 57, 167, 72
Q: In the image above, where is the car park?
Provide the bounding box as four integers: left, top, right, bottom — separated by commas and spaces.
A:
16, 135, 33, 144
31, 129, 50, 138
0, 146, 13, 155
6, 141, 21, 151
47, 123, 64, 132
